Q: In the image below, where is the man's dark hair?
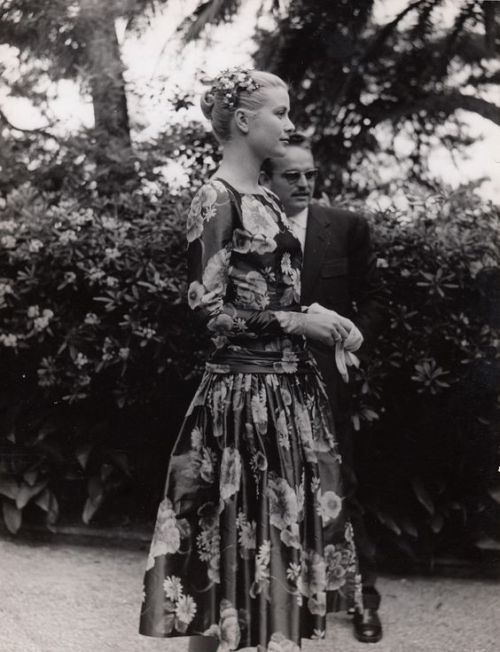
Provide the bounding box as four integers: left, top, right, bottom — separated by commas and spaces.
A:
261, 132, 312, 177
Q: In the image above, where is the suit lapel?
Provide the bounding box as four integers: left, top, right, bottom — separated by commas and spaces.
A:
301, 204, 331, 304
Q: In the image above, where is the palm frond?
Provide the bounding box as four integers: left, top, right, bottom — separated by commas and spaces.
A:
178, 0, 243, 43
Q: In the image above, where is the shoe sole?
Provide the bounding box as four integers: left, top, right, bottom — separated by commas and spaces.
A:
355, 633, 383, 644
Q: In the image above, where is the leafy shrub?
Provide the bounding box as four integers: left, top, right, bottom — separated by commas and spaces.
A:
0, 124, 498, 567
339, 184, 500, 565
0, 133, 204, 532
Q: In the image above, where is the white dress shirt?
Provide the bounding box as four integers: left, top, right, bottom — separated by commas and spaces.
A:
287, 207, 308, 252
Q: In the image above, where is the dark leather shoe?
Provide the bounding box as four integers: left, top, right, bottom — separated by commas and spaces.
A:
353, 608, 383, 643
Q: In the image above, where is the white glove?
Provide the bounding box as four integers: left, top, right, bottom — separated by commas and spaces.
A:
276, 311, 342, 347
307, 303, 364, 382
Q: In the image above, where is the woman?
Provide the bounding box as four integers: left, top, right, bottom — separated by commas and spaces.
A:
139, 68, 362, 651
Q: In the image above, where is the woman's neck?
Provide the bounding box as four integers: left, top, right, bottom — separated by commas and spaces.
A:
216, 143, 263, 194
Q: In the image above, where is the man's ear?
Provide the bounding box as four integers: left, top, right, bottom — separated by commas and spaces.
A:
234, 108, 250, 134
259, 169, 271, 188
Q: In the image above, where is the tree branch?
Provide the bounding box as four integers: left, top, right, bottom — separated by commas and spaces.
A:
179, 0, 243, 42
465, 70, 500, 87
361, 0, 434, 64
369, 91, 500, 127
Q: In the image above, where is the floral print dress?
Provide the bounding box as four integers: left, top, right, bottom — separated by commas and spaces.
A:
139, 179, 362, 650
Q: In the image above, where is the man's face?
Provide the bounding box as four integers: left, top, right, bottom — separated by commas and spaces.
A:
267, 146, 317, 216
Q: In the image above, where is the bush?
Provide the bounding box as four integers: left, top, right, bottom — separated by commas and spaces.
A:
0, 124, 498, 567
338, 184, 500, 565
0, 133, 205, 532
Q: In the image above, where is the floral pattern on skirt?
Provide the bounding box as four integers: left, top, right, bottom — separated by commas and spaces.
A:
139, 369, 363, 649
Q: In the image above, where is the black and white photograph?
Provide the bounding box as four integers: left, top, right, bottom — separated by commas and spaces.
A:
0, 1, 499, 651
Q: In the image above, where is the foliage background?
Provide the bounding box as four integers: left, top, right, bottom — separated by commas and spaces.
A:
0, 0, 499, 568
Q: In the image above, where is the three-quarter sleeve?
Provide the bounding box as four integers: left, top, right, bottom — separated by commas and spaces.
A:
186, 181, 287, 338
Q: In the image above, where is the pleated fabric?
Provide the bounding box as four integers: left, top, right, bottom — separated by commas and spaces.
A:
139, 366, 363, 650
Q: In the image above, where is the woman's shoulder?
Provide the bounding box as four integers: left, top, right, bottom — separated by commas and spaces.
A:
186, 179, 235, 243
259, 185, 287, 215
260, 185, 280, 202
189, 178, 235, 215
193, 178, 233, 206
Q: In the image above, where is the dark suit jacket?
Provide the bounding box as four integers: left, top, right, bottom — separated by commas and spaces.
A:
301, 202, 385, 442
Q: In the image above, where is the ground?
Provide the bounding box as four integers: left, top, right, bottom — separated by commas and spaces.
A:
0, 538, 498, 652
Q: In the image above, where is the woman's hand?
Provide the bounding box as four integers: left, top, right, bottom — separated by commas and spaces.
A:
276, 311, 345, 347
307, 303, 353, 339
307, 303, 364, 351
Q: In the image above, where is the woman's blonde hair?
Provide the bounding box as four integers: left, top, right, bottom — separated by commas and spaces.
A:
200, 69, 287, 143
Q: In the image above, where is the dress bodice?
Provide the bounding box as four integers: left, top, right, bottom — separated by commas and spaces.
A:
186, 178, 310, 372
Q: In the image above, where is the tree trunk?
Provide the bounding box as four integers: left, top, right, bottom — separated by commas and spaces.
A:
79, 0, 130, 145
79, 0, 133, 193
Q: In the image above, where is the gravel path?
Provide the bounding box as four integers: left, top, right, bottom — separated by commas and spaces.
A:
0, 538, 498, 652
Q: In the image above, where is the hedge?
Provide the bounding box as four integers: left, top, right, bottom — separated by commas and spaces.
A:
0, 131, 498, 566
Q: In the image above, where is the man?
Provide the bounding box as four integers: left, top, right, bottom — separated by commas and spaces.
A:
261, 133, 386, 644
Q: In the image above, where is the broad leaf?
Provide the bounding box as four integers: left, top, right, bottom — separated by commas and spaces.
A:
2, 499, 22, 534
16, 481, 47, 509
430, 513, 444, 534
23, 469, 39, 486
0, 478, 19, 500
87, 475, 103, 501
76, 442, 94, 469
36, 490, 60, 525
82, 494, 103, 525
412, 478, 435, 515
35, 488, 51, 512
46, 492, 59, 525
399, 516, 419, 538
377, 511, 402, 536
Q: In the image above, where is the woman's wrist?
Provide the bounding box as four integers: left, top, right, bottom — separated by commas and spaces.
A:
275, 311, 306, 335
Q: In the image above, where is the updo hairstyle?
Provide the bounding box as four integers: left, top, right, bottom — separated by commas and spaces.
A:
200, 69, 287, 143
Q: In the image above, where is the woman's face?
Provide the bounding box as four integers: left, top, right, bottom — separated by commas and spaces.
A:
246, 86, 295, 159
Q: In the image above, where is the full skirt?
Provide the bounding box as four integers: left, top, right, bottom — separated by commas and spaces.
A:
139, 369, 362, 650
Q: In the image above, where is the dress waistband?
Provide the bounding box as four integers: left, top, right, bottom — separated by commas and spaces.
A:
206, 350, 316, 374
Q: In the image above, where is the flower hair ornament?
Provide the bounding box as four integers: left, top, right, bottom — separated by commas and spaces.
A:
210, 68, 261, 110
